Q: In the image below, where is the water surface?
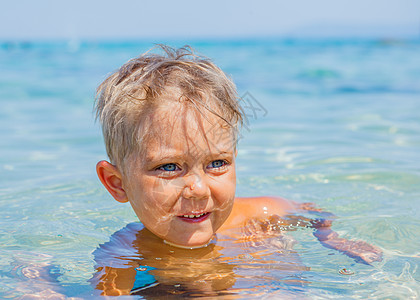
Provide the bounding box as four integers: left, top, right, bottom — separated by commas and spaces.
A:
1, 39, 419, 298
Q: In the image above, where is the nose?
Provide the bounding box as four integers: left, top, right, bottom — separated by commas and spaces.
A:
182, 172, 210, 200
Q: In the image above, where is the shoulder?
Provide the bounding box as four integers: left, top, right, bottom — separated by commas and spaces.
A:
235, 196, 297, 211
221, 196, 299, 230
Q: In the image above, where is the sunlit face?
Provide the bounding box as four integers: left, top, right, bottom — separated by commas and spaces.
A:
122, 99, 237, 248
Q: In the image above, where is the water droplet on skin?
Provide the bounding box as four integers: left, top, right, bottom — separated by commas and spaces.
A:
174, 284, 180, 288
339, 268, 354, 275
155, 257, 162, 260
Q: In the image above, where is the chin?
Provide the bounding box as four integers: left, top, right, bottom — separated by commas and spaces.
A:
164, 234, 214, 250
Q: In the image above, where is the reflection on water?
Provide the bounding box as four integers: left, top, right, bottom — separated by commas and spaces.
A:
91, 222, 309, 298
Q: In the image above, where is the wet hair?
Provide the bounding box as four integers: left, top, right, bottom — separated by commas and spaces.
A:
95, 45, 243, 170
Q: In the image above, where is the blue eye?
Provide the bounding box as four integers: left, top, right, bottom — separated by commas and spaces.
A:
208, 160, 227, 169
157, 163, 179, 172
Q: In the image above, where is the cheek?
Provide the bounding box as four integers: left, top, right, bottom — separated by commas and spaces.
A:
225, 166, 237, 191
140, 177, 183, 210
212, 173, 236, 203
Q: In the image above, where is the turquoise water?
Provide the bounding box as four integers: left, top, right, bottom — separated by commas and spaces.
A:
1, 39, 419, 298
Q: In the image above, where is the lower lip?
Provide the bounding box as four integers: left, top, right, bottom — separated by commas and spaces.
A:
178, 212, 210, 223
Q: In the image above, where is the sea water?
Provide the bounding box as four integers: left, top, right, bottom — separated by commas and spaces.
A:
0, 39, 419, 298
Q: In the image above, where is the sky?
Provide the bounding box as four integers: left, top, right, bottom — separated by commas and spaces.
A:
0, 0, 419, 40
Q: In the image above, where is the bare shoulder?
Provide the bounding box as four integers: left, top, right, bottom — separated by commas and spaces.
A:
235, 196, 299, 214
221, 196, 299, 230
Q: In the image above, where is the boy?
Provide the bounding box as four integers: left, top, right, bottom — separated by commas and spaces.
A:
93, 45, 381, 296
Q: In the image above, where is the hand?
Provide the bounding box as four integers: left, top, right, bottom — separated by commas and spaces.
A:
336, 239, 383, 265
314, 229, 383, 265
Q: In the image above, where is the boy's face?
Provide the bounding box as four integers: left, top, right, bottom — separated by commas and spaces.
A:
122, 99, 237, 248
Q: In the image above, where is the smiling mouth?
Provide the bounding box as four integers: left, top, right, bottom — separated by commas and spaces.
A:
178, 212, 210, 222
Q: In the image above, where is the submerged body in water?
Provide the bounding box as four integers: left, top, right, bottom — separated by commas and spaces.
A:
91, 222, 304, 298
90, 197, 381, 297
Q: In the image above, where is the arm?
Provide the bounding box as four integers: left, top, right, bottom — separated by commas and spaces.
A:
298, 202, 382, 265
229, 197, 382, 264
311, 218, 382, 265
259, 200, 382, 265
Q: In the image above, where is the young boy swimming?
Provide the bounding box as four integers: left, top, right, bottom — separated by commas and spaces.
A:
93, 45, 382, 296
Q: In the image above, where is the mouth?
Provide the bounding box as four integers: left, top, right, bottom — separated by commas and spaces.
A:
178, 212, 210, 223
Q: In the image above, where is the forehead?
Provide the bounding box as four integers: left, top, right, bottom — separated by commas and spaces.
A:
141, 100, 235, 157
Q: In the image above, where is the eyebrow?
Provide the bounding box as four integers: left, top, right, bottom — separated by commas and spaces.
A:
145, 153, 184, 163
145, 148, 234, 163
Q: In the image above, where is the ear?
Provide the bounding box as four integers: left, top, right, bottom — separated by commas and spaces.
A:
96, 160, 128, 203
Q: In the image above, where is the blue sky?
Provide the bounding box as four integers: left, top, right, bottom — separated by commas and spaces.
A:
1, 0, 419, 40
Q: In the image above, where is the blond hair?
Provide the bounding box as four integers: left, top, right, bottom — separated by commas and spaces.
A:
95, 45, 243, 170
